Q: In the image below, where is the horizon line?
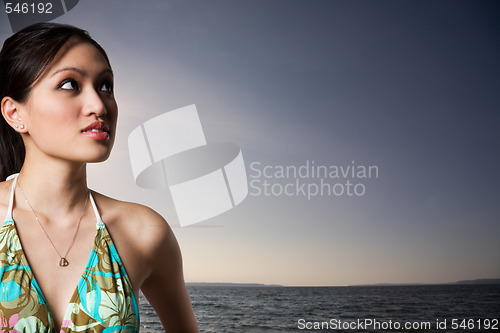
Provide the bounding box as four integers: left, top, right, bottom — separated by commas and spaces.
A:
185, 277, 500, 288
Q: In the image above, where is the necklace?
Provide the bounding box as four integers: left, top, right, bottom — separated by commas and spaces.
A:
17, 181, 89, 267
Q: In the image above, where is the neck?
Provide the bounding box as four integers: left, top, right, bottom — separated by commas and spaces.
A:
16, 157, 89, 219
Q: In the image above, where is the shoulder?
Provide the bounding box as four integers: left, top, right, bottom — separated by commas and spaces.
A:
0, 179, 12, 198
94, 191, 166, 228
0, 178, 14, 219
91, 191, 174, 258
90, 192, 198, 330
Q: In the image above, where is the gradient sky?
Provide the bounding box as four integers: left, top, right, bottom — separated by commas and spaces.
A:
1, 0, 499, 286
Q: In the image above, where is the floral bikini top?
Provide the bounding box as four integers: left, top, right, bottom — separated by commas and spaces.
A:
0, 174, 140, 332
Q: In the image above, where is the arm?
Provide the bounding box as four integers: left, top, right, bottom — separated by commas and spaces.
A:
140, 214, 199, 332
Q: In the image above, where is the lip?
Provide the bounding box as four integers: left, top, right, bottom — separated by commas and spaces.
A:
81, 121, 110, 141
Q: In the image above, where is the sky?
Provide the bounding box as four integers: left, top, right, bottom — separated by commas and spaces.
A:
1, 0, 499, 286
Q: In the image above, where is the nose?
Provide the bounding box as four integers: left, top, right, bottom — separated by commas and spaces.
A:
82, 88, 107, 118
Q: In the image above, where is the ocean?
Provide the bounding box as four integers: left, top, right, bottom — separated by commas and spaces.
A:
139, 284, 500, 332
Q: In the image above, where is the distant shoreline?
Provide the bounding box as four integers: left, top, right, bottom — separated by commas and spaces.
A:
186, 278, 500, 288
187, 282, 283, 288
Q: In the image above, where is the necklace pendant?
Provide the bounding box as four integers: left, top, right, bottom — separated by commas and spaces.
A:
59, 257, 69, 267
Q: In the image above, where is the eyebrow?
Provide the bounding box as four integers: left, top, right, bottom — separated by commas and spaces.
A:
50, 67, 113, 77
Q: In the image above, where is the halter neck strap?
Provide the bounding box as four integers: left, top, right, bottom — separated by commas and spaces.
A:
5, 173, 18, 221
88, 191, 102, 224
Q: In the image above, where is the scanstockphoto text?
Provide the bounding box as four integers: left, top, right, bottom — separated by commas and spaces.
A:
248, 160, 379, 200
297, 318, 499, 331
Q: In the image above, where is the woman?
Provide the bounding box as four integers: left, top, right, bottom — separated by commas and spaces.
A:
0, 23, 199, 332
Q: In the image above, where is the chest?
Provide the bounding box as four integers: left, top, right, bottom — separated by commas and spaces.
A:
0, 217, 139, 332
7, 213, 98, 327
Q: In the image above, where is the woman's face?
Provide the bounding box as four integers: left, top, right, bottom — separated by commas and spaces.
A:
21, 38, 117, 163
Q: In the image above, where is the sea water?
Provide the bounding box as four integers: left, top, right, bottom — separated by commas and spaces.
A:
139, 284, 500, 332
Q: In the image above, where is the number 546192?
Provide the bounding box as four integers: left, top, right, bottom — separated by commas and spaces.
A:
5, 2, 53, 14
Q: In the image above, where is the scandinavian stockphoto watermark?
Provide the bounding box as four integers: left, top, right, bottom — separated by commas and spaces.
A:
249, 160, 378, 200
127, 106, 377, 224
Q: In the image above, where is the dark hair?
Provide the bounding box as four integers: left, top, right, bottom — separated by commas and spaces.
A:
0, 22, 111, 180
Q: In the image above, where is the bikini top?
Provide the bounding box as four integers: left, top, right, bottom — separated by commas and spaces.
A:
0, 174, 140, 332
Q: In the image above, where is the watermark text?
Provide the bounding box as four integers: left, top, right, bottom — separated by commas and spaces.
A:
249, 160, 378, 199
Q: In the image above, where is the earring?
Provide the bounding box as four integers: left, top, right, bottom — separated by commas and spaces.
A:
19, 125, 24, 130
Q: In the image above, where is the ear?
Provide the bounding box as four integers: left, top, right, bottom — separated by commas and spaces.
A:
1, 96, 27, 133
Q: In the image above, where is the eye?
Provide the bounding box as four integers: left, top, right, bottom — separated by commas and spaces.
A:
100, 81, 113, 93
58, 79, 79, 91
